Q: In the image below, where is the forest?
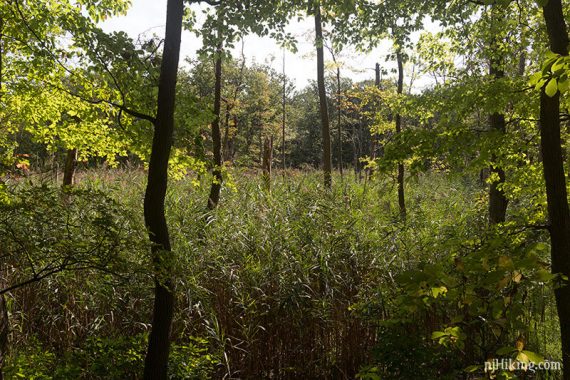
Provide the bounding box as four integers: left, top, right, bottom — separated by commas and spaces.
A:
1, 0, 570, 379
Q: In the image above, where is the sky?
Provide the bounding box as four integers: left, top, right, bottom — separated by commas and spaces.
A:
100, 0, 436, 91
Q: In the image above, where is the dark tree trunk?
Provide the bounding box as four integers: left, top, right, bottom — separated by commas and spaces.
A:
262, 136, 273, 190
369, 62, 381, 179
62, 148, 77, 186
352, 121, 358, 179
230, 115, 237, 161
337, 67, 343, 179
282, 49, 286, 172
0, 17, 7, 379
0, 294, 6, 380
487, 110, 508, 224
142, 0, 184, 378
207, 39, 223, 210
488, 9, 508, 225
395, 50, 406, 219
314, 3, 332, 188
540, 0, 570, 377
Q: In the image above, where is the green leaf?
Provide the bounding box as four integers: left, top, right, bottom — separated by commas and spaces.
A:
431, 286, 447, 298
545, 78, 558, 97
496, 346, 515, 355
464, 365, 480, 373
521, 350, 544, 364
516, 351, 530, 363
537, 269, 556, 282
558, 78, 570, 93
551, 58, 565, 72
529, 72, 542, 86
431, 331, 446, 339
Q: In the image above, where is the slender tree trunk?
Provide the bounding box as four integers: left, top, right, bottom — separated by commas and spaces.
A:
488, 111, 508, 224
395, 50, 406, 219
369, 62, 381, 178
0, 293, 6, 380
62, 148, 77, 186
314, 2, 332, 188
0, 17, 8, 380
262, 136, 273, 190
230, 115, 237, 161
337, 66, 343, 179
222, 41, 244, 165
358, 120, 364, 181
540, 1, 570, 377
488, 9, 508, 225
352, 128, 357, 177
142, 1, 183, 378
207, 38, 223, 210
282, 49, 286, 173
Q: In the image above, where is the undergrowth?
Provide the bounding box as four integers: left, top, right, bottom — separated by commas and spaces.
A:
0, 168, 560, 379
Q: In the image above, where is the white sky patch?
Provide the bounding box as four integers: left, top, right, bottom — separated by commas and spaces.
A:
100, 0, 438, 91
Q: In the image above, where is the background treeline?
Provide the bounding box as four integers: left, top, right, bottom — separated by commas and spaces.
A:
7, 56, 379, 175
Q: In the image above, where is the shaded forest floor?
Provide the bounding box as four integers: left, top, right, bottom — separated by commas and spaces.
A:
0, 168, 562, 379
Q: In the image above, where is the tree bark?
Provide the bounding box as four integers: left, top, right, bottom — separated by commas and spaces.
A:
488, 111, 508, 224
62, 148, 77, 186
207, 38, 223, 210
282, 49, 287, 172
488, 25, 508, 224
262, 135, 273, 190
142, 0, 183, 378
0, 294, 6, 380
314, 3, 332, 189
352, 126, 357, 177
395, 50, 406, 219
0, 17, 8, 380
540, 1, 570, 377
336, 67, 343, 179
369, 62, 381, 179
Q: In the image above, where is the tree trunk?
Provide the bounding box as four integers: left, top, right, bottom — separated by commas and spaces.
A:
0, 294, 7, 380
62, 148, 77, 186
540, 1, 570, 377
142, 0, 183, 378
314, 3, 332, 189
487, 78, 507, 224
352, 121, 358, 179
230, 115, 237, 161
262, 136, 273, 190
337, 67, 343, 179
369, 62, 381, 179
488, 9, 508, 225
207, 38, 223, 210
395, 50, 406, 219
0, 16, 7, 380
282, 49, 287, 173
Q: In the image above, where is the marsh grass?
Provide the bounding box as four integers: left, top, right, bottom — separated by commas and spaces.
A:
2, 168, 559, 379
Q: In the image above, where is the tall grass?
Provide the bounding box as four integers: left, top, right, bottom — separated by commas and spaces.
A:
1, 168, 559, 379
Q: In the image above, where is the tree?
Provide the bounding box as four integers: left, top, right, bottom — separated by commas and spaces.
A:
314, 1, 332, 188
486, 4, 509, 225
537, 0, 570, 376
207, 34, 223, 210
324, 41, 344, 179
142, 0, 184, 378
395, 47, 406, 219
0, 294, 5, 380
0, 16, 7, 380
